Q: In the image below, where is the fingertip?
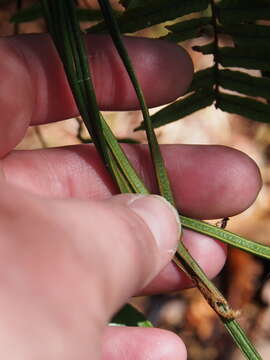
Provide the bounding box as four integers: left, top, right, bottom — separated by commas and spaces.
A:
88, 35, 194, 110
220, 146, 262, 215
146, 39, 194, 106
102, 327, 187, 360
166, 145, 262, 219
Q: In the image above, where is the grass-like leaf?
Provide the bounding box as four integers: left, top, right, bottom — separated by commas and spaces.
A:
97, 0, 175, 203
181, 216, 270, 260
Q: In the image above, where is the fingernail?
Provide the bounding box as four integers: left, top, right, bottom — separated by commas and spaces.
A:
128, 195, 181, 254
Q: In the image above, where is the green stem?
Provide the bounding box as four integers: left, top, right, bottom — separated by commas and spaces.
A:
181, 216, 270, 260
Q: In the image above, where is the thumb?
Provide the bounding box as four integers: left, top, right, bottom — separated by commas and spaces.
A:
0, 182, 180, 358
65, 194, 180, 320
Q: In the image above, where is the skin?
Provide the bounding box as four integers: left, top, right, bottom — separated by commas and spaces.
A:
0, 34, 262, 359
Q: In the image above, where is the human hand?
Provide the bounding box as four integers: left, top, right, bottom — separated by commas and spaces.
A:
0, 34, 262, 359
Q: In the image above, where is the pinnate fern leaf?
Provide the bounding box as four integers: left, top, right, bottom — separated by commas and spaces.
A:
88, 0, 210, 34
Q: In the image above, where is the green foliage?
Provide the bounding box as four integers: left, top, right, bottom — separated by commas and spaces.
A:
219, 70, 270, 99
10, 2, 119, 23
16, 0, 270, 134
110, 303, 153, 327
218, 47, 270, 71
218, 94, 270, 123
163, 17, 212, 42
88, 0, 209, 34
136, 0, 270, 129
137, 90, 215, 129
119, 0, 148, 9
219, 23, 270, 48
10, 2, 41, 22
217, 0, 270, 23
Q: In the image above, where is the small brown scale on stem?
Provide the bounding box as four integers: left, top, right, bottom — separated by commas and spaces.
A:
196, 279, 240, 320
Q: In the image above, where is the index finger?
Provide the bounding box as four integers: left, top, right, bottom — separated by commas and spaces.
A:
0, 34, 193, 156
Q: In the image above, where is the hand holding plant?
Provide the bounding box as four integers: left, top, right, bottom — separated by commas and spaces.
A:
0, 15, 263, 357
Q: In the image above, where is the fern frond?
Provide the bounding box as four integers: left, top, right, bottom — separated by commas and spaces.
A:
219, 47, 270, 71
136, 90, 215, 130
218, 93, 270, 123
218, 23, 270, 48
136, 0, 270, 128
188, 66, 215, 92
217, 0, 270, 23
88, 0, 210, 34
162, 17, 212, 43
219, 70, 270, 99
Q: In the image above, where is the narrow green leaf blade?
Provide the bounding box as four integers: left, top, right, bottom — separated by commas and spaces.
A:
217, 0, 270, 23
192, 42, 215, 55
10, 2, 42, 23
218, 93, 270, 123
224, 319, 262, 360
180, 216, 270, 260
219, 23, 270, 49
163, 17, 211, 43
187, 66, 215, 92
97, 0, 175, 203
137, 90, 215, 130
219, 47, 270, 71
219, 70, 270, 100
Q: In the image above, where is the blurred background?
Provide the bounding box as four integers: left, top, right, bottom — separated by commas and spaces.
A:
1, 1, 270, 358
